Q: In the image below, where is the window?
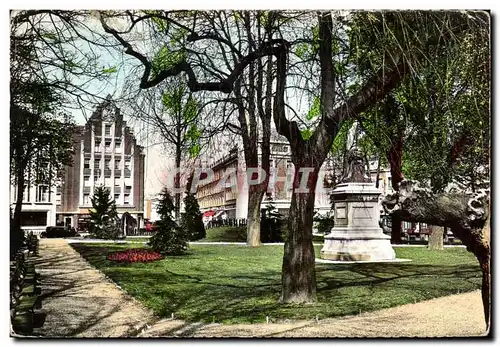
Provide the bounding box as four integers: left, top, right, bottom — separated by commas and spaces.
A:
84, 158, 90, 169
115, 159, 121, 170
105, 159, 112, 170
36, 185, 49, 202
84, 176, 91, 186
83, 194, 90, 205
115, 139, 121, 148
105, 140, 112, 152
105, 124, 111, 136
124, 158, 131, 170
95, 139, 101, 149
20, 211, 47, 227
94, 159, 101, 168
94, 169, 101, 181
114, 194, 120, 202
282, 145, 288, 152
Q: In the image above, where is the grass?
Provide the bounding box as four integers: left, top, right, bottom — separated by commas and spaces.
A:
200, 226, 247, 242
71, 242, 481, 324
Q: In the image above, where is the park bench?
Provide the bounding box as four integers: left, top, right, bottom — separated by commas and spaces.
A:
10, 233, 43, 336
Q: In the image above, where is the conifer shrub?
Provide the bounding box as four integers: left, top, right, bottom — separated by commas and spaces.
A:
149, 188, 189, 255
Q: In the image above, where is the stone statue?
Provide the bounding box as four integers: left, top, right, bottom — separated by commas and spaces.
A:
341, 146, 371, 183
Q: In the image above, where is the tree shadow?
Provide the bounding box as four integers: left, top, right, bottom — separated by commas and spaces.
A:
29, 242, 155, 338
70, 242, 482, 329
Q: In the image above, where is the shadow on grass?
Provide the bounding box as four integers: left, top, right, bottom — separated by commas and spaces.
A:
71, 243, 481, 325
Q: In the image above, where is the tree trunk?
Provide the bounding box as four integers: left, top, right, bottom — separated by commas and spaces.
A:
281, 162, 319, 303
478, 213, 490, 333
383, 180, 490, 330
13, 169, 25, 232
174, 147, 182, 221
11, 169, 25, 258
427, 225, 444, 250
246, 187, 265, 247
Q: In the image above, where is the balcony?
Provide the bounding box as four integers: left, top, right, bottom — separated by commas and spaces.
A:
104, 169, 112, 178
83, 168, 91, 175
114, 186, 121, 194
114, 169, 122, 177
83, 186, 91, 194
124, 168, 131, 178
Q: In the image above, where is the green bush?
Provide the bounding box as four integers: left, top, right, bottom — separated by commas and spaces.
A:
313, 212, 334, 234
149, 188, 189, 255
182, 193, 206, 241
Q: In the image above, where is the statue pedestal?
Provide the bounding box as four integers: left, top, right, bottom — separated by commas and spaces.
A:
320, 182, 395, 261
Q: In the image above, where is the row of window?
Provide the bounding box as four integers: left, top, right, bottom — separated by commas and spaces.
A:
84, 158, 132, 171
200, 196, 224, 208
82, 192, 132, 206
95, 138, 122, 152
16, 185, 51, 203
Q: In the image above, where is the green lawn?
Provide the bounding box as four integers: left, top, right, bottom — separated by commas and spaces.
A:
200, 226, 247, 242
71, 243, 481, 324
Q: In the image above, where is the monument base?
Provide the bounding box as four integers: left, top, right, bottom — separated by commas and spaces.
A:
321, 228, 395, 261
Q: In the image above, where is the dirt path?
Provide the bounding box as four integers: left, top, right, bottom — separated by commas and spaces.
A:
33, 239, 157, 337
140, 290, 487, 338
33, 239, 487, 338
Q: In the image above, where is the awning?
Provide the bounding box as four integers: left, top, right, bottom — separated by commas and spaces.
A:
203, 210, 216, 217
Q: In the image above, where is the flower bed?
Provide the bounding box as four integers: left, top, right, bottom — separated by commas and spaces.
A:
107, 249, 164, 263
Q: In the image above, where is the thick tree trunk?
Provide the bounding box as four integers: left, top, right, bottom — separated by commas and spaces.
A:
246, 186, 265, 247
478, 213, 490, 333
428, 225, 444, 250
383, 180, 490, 330
281, 162, 319, 303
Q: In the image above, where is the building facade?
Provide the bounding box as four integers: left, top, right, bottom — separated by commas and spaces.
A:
10, 178, 58, 235
56, 100, 146, 231
194, 138, 333, 219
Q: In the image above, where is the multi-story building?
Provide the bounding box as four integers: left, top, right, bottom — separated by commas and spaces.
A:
194, 136, 333, 219
9, 170, 58, 236
56, 99, 146, 231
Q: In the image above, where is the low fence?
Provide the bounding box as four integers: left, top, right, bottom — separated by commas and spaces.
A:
126, 228, 156, 237
205, 218, 247, 229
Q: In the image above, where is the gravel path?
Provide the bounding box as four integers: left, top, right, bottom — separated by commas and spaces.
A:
141, 290, 487, 338
33, 239, 486, 338
33, 239, 157, 337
